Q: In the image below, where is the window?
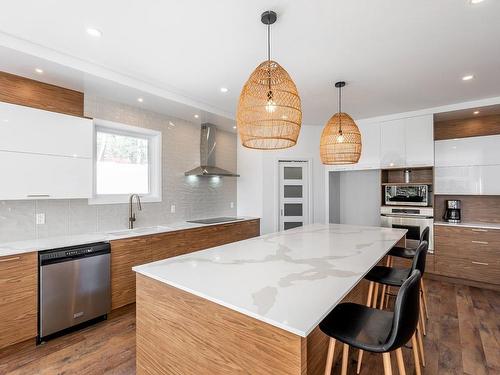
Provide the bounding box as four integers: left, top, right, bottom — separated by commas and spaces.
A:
89, 119, 161, 204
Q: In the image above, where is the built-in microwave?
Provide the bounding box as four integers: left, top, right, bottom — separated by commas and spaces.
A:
384, 184, 430, 207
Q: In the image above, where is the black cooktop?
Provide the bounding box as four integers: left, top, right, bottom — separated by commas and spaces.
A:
187, 217, 243, 224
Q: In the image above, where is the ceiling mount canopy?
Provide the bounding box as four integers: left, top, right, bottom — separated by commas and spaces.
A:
320, 81, 362, 165
236, 10, 302, 150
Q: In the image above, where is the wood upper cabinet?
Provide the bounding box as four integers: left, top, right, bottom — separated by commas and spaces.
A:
111, 219, 260, 310
110, 236, 151, 310
0, 252, 37, 349
434, 225, 500, 285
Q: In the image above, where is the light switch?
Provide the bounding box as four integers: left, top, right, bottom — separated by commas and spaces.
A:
230, 202, 234, 209
170, 204, 176, 213
36, 213, 45, 225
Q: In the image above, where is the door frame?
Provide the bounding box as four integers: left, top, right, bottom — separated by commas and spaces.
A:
273, 158, 314, 232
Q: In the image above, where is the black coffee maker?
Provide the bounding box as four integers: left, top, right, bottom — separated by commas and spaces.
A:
444, 200, 461, 223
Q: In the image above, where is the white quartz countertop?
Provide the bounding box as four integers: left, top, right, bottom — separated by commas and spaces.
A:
434, 221, 500, 230
133, 223, 406, 337
0, 217, 257, 257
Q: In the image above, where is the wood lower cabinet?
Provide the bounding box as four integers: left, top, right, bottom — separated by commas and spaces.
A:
434, 224, 500, 285
111, 237, 152, 310
111, 219, 260, 310
0, 252, 37, 349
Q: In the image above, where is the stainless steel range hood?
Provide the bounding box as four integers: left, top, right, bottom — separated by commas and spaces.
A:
185, 123, 239, 177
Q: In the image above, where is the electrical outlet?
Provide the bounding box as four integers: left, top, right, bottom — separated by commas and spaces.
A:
230, 202, 234, 209
170, 204, 176, 213
36, 213, 45, 225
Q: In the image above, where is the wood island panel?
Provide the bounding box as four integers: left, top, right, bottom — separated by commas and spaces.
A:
136, 273, 368, 375
0, 252, 37, 350
136, 274, 305, 375
0, 71, 84, 117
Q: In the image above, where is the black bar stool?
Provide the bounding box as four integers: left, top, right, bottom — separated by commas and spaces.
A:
320, 270, 423, 375
387, 226, 430, 320
358, 240, 429, 375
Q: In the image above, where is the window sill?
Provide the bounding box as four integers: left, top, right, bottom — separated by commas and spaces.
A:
88, 194, 162, 205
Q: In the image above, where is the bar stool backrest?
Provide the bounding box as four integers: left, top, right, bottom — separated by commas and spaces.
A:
419, 226, 430, 244
384, 270, 422, 351
410, 240, 428, 276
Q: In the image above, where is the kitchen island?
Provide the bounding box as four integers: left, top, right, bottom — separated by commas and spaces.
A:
133, 223, 406, 375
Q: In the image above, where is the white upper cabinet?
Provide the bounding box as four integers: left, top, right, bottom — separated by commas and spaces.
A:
435, 135, 500, 167
380, 114, 434, 168
434, 134, 500, 195
0, 101, 92, 158
405, 115, 434, 167
327, 121, 380, 171
0, 102, 93, 200
380, 118, 406, 168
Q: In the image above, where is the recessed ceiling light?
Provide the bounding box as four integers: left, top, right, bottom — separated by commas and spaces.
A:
86, 28, 102, 38
473, 110, 480, 115
220, 87, 229, 93
470, 0, 484, 4
194, 114, 200, 119
137, 97, 144, 103
462, 74, 474, 81
35, 68, 43, 74
169, 121, 175, 127
233, 126, 237, 129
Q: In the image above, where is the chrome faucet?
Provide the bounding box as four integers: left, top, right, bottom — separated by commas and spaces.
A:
128, 194, 142, 229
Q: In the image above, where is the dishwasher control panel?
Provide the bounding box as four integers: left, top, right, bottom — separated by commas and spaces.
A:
39, 242, 110, 264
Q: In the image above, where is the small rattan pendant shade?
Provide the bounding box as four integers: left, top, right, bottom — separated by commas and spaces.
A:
320, 112, 362, 164
237, 60, 302, 149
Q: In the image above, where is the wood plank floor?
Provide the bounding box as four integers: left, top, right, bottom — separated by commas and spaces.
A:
0, 279, 498, 375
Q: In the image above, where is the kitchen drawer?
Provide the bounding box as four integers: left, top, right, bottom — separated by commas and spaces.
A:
435, 255, 500, 285
435, 235, 500, 260
0, 252, 37, 349
434, 224, 500, 243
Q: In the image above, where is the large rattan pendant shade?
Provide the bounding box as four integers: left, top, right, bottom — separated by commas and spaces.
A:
236, 10, 302, 150
237, 60, 302, 149
320, 82, 362, 164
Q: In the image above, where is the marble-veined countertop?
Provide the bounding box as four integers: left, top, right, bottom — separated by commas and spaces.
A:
0, 217, 258, 257
133, 223, 406, 337
434, 221, 500, 230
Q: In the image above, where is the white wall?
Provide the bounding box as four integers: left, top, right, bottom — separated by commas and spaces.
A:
237, 125, 325, 234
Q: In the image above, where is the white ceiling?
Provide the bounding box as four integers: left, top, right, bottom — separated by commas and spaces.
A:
1, 0, 500, 125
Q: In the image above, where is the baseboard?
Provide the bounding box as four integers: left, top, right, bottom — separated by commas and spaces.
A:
426, 272, 500, 291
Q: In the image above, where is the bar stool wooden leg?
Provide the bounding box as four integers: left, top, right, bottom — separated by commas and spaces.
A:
417, 325, 426, 367
324, 338, 336, 375
379, 284, 387, 309
419, 296, 427, 335
341, 344, 349, 375
395, 348, 406, 375
373, 282, 379, 308
382, 352, 393, 375
420, 279, 429, 320
357, 281, 375, 374
411, 333, 422, 375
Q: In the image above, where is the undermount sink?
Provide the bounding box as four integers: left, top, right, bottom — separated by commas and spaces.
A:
108, 226, 171, 236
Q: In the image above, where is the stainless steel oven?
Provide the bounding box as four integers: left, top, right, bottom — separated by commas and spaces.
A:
380, 206, 434, 252
384, 184, 430, 206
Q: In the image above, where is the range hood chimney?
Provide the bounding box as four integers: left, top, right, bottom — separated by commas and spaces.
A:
184, 123, 239, 177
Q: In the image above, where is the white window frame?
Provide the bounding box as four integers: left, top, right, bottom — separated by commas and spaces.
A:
88, 119, 162, 205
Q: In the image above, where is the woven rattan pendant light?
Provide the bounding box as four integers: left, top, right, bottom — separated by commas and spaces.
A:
320, 81, 362, 164
237, 10, 302, 150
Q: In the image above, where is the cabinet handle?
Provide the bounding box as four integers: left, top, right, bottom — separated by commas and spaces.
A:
471, 228, 488, 232
471, 261, 489, 266
471, 240, 489, 245
27, 194, 50, 198
0, 256, 21, 263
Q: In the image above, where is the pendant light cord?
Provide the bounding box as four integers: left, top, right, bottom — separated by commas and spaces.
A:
267, 17, 272, 92
338, 84, 343, 134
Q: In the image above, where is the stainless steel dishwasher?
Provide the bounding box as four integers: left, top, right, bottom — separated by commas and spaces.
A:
38, 242, 111, 342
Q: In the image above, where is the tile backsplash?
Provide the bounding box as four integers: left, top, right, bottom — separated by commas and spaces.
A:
0, 96, 237, 243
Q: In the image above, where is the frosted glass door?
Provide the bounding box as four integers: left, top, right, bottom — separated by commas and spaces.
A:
279, 161, 310, 231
